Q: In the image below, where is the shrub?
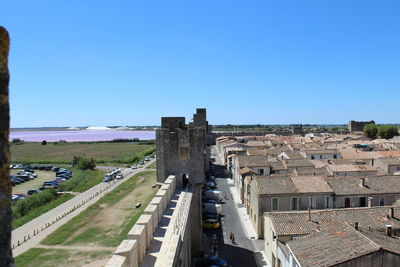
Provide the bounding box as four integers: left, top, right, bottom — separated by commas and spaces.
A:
72, 156, 96, 170
363, 124, 378, 139
13, 190, 59, 219
378, 125, 399, 139
42, 140, 47, 145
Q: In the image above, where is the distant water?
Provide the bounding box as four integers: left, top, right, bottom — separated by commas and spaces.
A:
9, 130, 156, 142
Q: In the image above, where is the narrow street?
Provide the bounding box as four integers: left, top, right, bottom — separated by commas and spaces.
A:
199, 146, 267, 267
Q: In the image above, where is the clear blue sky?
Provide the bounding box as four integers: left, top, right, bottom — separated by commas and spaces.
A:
3, 0, 400, 127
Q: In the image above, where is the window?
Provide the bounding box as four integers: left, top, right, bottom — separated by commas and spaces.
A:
397, 167, 400, 171
320, 155, 322, 159
272, 197, 279, 211
344, 198, 351, 208
333, 154, 337, 159
379, 197, 386, 206
309, 196, 316, 209
291, 197, 298, 210
259, 168, 264, 175
311, 155, 315, 160
359, 197, 366, 207
325, 196, 331, 208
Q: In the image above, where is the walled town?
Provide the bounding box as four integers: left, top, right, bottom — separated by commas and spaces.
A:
216, 121, 400, 267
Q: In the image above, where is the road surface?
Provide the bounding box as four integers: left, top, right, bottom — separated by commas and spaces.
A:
202, 146, 267, 267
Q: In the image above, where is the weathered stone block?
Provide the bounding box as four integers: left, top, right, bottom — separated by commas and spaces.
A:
105, 255, 128, 267
136, 214, 153, 250
114, 239, 138, 267
150, 197, 163, 219
155, 189, 168, 212
128, 224, 146, 264
144, 204, 158, 233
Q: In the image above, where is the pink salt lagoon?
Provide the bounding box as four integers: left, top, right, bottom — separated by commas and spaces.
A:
9, 130, 155, 142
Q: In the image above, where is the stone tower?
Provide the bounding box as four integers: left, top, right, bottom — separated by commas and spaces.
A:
156, 108, 210, 186
156, 108, 210, 258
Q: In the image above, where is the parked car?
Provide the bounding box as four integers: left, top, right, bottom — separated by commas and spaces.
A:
131, 165, 138, 169
51, 167, 60, 172
27, 189, 40, 195
207, 256, 227, 267
43, 181, 58, 189
202, 203, 222, 215
56, 174, 71, 180
202, 219, 220, 229
103, 176, 112, 182
205, 181, 217, 187
116, 174, 124, 180
203, 199, 218, 204
203, 212, 219, 220
203, 185, 217, 190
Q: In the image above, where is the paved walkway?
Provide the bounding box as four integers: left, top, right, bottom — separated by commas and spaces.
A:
12, 159, 156, 257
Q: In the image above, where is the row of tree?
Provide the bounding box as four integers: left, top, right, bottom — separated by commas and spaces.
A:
363, 124, 399, 139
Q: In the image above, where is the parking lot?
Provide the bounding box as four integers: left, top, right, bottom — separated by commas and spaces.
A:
11, 170, 56, 195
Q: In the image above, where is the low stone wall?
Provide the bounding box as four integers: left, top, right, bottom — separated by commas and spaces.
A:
105, 175, 177, 267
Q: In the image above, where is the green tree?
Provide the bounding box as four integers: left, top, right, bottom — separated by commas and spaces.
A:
42, 140, 47, 145
378, 125, 399, 139
75, 157, 96, 170
363, 123, 378, 139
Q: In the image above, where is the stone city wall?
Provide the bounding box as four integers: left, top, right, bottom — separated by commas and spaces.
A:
105, 175, 177, 267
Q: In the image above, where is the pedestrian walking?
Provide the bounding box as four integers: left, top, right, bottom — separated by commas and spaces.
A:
229, 232, 233, 243
231, 233, 235, 244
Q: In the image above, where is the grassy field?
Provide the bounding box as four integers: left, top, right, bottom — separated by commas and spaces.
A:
11, 142, 155, 165
41, 171, 157, 247
147, 160, 157, 169
16, 171, 158, 266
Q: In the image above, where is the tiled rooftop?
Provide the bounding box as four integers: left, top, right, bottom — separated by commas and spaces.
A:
265, 206, 400, 236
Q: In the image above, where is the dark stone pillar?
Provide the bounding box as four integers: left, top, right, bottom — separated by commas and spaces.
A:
0, 26, 13, 266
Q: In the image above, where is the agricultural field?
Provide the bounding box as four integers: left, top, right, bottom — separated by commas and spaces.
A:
16, 171, 158, 266
10, 142, 155, 165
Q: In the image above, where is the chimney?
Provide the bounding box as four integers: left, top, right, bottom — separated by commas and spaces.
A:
368, 197, 373, 207
360, 177, 366, 187
308, 209, 311, 221
385, 225, 393, 236
389, 207, 394, 219
354, 222, 359, 230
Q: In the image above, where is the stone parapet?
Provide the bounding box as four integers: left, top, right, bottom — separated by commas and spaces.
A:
149, 197, 163, 220
136, 214, 153, 250
128, 224, 146, 264
144, 204, 158, 234
155, 189, 168, 212
115, 240, 138, 267
105, 255, 128, 267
